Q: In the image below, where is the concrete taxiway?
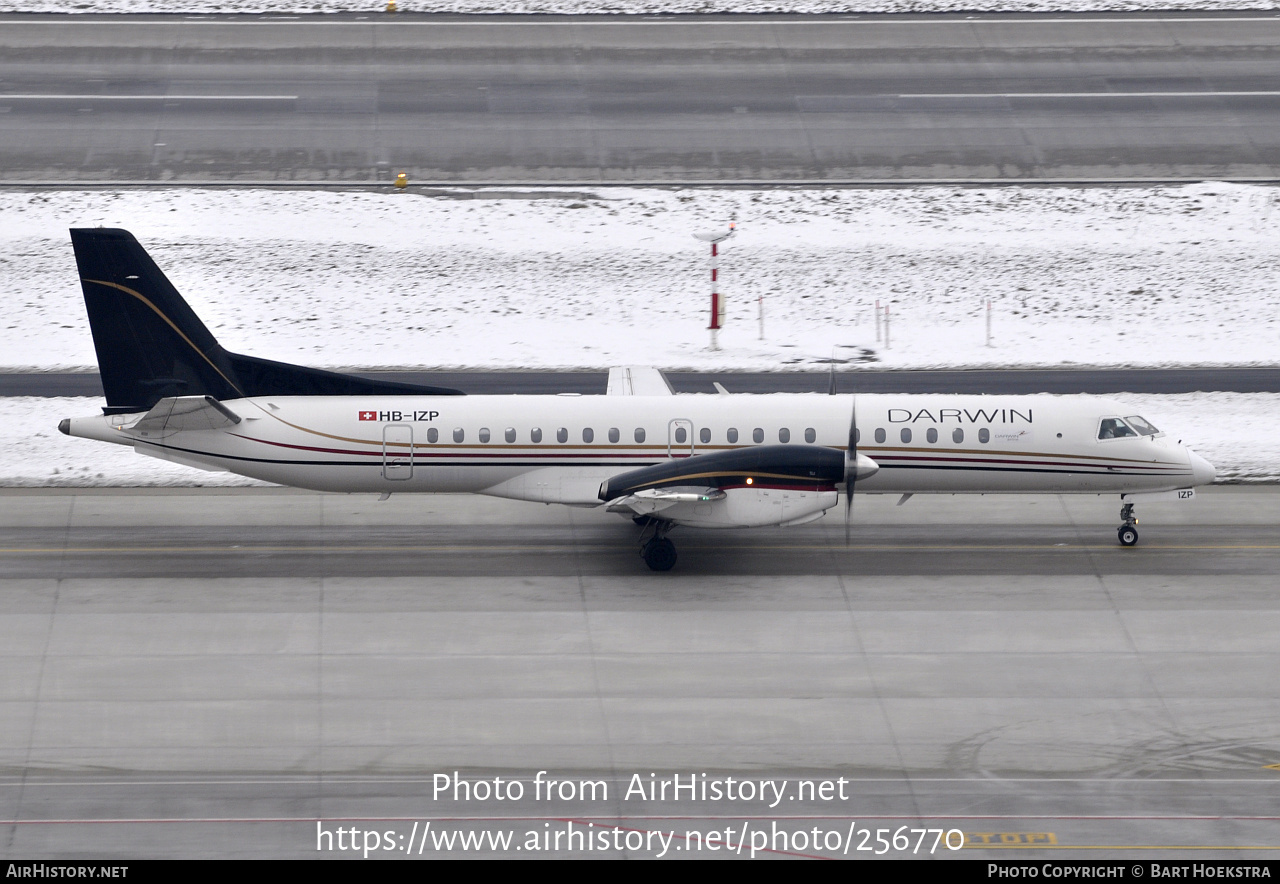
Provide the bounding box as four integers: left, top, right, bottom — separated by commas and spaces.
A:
4, 13, 1280, 182
6, 367, 1280, 398
0, 486, 1277, 858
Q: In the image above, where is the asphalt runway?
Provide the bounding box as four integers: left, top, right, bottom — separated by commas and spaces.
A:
1, 486, 1277, 859
5, 367, 1280, 397
4, 13, 1280, 183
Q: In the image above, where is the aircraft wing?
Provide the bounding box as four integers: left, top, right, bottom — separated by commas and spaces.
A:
606, 366, 674, 396
127, 395, 242, 435
604, 485, 727, 515
600, 444, 845, 515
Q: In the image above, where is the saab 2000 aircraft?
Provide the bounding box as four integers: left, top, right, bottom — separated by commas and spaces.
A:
59, 229, 1215, 571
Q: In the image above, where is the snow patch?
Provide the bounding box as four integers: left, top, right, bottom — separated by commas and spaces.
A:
5, 184, 1280, 373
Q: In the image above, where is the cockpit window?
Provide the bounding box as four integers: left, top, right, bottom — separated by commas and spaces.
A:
1098, 417, 1138, 440
1124, 415, 1160, 436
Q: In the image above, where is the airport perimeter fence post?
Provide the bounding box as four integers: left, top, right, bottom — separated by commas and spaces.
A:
985, 299, 992, 347
875, 299, 882, 343
884, 303, 891, 350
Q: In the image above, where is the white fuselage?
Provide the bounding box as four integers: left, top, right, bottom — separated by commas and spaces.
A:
68, 393, 1212, 511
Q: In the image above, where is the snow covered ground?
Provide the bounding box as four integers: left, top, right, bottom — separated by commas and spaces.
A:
9, 393, 1272, 486
5, 1, 1277, 14
3, 183, 1279, 373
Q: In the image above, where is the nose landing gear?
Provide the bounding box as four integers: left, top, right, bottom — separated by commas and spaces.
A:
1117, 502, 1139, 547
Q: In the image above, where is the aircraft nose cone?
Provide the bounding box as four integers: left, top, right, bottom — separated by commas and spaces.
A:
1188, 450, 1215, 486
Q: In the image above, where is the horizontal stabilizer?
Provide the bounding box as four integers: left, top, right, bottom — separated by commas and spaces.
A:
128, 395, 242, 435
606, 366, 674, 396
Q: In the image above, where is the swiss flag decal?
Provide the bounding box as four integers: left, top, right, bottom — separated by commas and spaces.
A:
359, 411, 377, 421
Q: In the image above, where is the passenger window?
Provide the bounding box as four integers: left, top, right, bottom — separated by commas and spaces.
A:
804, 428, 816, 443
427, 427, 439, 443
927, 428, 938, 443
952, 428, 963, 443
583, 428, 594, 443
608, 427, 620, 443
1098, 417, 1137, 439
727, 428, 739, 443
753, 428, 764, 443
874, 428, 886, 444
531, 427, 542, 443
1125, 415, 1160, 436
779, 428, 790, 443
675, 427, 687, 444
979, 428, 990, 444
699, 427, 711, 444
900, 428, 912, 443
557, 427, 568, 443
635, 428, 646, 443
453, 428, 464, 443
479, 428, 491, 443
505, 427, 516, 443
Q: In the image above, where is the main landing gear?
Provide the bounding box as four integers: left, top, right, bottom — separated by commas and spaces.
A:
637, 518, 678, 571
1117, 502, 1139, 547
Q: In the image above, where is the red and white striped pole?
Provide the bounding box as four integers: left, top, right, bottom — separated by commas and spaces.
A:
694, 222, 737, 351
710, 241, 723, 334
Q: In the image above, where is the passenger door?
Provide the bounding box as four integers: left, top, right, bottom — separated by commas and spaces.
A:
382, 424, 413, 480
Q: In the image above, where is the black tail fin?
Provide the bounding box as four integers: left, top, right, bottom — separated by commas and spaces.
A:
70, 228, 463, 412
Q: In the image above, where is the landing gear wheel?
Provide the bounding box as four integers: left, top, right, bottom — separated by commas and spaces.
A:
1117, 501, 1138, 547
642, 537, 677, 572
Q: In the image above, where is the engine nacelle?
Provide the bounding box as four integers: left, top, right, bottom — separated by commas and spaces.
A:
656, 486, 839, 529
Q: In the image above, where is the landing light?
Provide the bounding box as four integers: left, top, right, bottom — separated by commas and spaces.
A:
746, 477, 753, 485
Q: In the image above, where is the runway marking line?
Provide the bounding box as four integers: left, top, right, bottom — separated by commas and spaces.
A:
978, 846, 1280, 851
1, 543, 1277, 555
902, 91, 1280, 98
6, 178, 1280, 188
1, 816, 1275, 853
0, 95, 298, 101
968, 832, 1057, 846
9, 91, 1276, 103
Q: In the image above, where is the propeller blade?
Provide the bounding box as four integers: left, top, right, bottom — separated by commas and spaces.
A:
845, 395, 856, 545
